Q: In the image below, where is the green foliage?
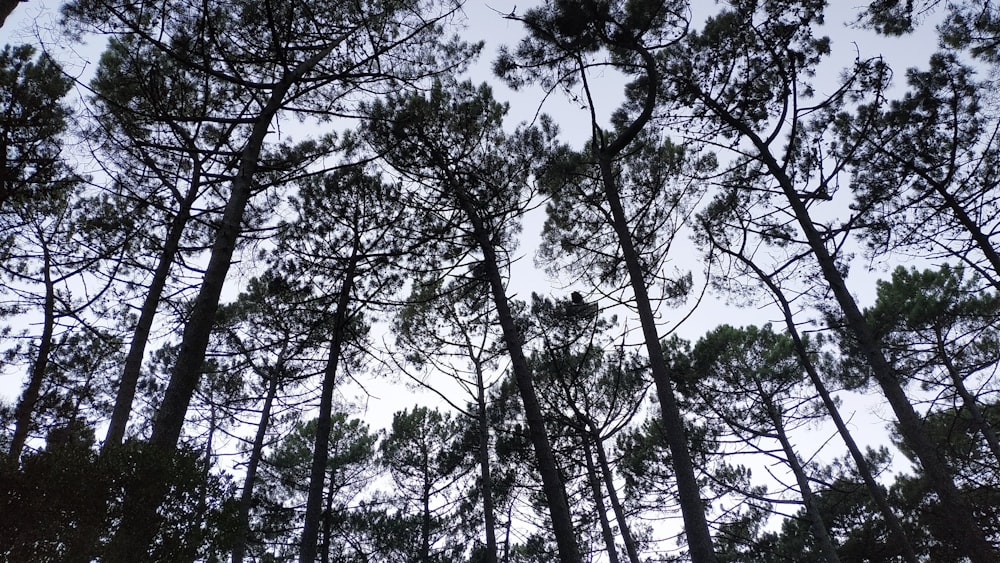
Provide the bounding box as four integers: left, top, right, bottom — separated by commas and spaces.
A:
843, 265, 1000, 394
253, 414, 377, 561
941, 2, 1000, 62
4, 2, 1000, 562
0, 44, 73, 210
0, 428, 237, 562
379, 406, 471, 562
0, 421, 104, 562
537, 128, 703, 299
844, 52, 999, 264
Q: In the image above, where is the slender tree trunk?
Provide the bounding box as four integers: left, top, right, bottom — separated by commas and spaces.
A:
454, 189, 583, 563
592, 431, 642, 563
321, 469, 334, 563
935, 329, 1000, 464
299, 244, 359, 563
503, 503, 514, 563
474, 359, 500, 563
566, 35, 718, 560
9, 243, 55, 462
857, 136, 1000, 291
695, 88, 997, 561
582, 437, 622, 563
777, 170, 996, 563
104, 161, 201, 448
598, 155, 717, 563
912, 172, 1000, 290
105, 46, 337, 563
422, 475, 432, 563
761, 394, 840, 563
933, 180, 1000, 289
149, 42, 335, 453
196, 400, 217, 521
720, 243, 920, 563
84, 145, 204, 563
232, 367, 280, 563
149, 101, 280, 452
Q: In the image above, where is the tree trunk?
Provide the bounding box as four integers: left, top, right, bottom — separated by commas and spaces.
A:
569, 35, 717, 560
761, 394, 840, 563
592, 431, 642, 563
232, 366, 281, 563
696, 88, 998, 562
721, 243, 920, 563
901, 167, 1000, 291
582, 437, 622, 563
454, 188, 583, 563
474, 358, 500, 563
196, 400, 216, 522
0, 0, 20, 29
422, 473, 432, 563
778, 166, 996, 563
598, 154, 717, 563
105, 45, 337, 563
299, 244, 359, 563
104, 160, 201, 447
8, 243, 55, 462
934, 328, 1000, 465
321, 466, 334, 563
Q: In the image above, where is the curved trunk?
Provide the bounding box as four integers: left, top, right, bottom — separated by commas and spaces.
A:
572, 35, 717, 560
0, 0, 19, 28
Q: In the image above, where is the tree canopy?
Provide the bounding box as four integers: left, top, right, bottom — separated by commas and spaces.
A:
2, 1, 1000, 561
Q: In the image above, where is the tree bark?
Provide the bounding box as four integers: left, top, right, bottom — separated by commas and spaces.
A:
583, 438, 622, 563
104, 158, 201, 448
455, 188, 583, 563
105, 44, 337, 563
598, 154, 717, 563
299, 243, 359, 563
934, 328, 1000, 465
570, 34, 717, 561
8, 242, 55, 462
474, 357, 500, 563
232, 365, 280, 563
717, 241, 920, 563
761, 394, 841, 563
695, 87, 997, 562
592, 431, 642, 563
